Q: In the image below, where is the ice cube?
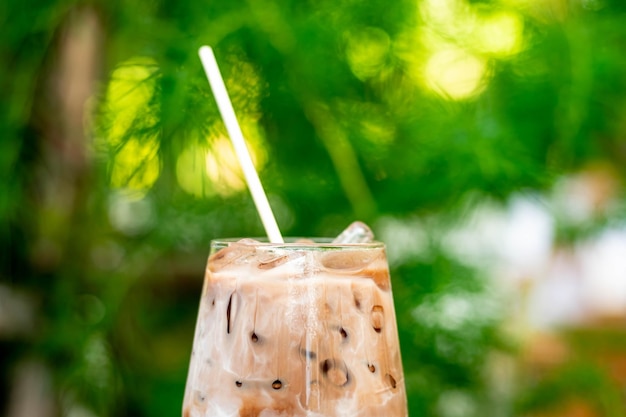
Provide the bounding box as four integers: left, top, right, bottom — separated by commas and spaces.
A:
321, 250, 376, 272
257, 252, 292, 270
208, 239, 258, 272
333, 221, 374, 244
258, 249, 308, 272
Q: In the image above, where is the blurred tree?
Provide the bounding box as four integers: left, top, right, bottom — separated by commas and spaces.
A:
2, 0, 626, 416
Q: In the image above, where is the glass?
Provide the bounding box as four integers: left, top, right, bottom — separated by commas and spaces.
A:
182, 238, 408, 417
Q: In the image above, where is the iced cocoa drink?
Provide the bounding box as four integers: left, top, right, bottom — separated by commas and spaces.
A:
183, 238, 408, 417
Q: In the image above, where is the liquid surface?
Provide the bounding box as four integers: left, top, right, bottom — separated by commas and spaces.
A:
183, 241, 408, 417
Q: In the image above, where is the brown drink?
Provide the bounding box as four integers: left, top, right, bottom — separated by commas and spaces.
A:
183, 238, 408, 417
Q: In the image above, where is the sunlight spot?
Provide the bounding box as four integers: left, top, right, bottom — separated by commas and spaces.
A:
420, 0, 461, 27
205, 136, 247, 195
425, 48, 488, 100
174, 51, 268, 198
437, 390, 477, 417
103, 57, 158, 145
205, 134, 264, 197
360, 117, 395, 145
108, 191, 155, 236
345, 27, 391, 80
109, 135, 160, 194
176, 142, 213, 198
66, 404, 98, 417
99, 56, 161, 196
176, 123, 267, 198
83, 333, 112, 389
377, 216, 430, 266
419, 0, 476, 39
336, 100, 396, 145
413, 292, 500, 331
476, 11, 524, 57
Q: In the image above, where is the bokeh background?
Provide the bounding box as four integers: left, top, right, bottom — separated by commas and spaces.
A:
3, 0, 626, 416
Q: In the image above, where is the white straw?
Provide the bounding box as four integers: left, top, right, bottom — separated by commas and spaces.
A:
198, 46, 284, 243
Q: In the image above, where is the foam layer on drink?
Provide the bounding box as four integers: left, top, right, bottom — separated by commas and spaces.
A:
183, 240, 408, 417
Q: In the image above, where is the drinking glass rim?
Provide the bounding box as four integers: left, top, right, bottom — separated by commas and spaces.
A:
210, 237, 385, 250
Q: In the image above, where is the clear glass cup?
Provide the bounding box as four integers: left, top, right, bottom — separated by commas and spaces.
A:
182, 238, 408, 417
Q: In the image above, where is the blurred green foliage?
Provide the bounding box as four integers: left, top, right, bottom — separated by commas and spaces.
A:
3, 0, 626, 416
